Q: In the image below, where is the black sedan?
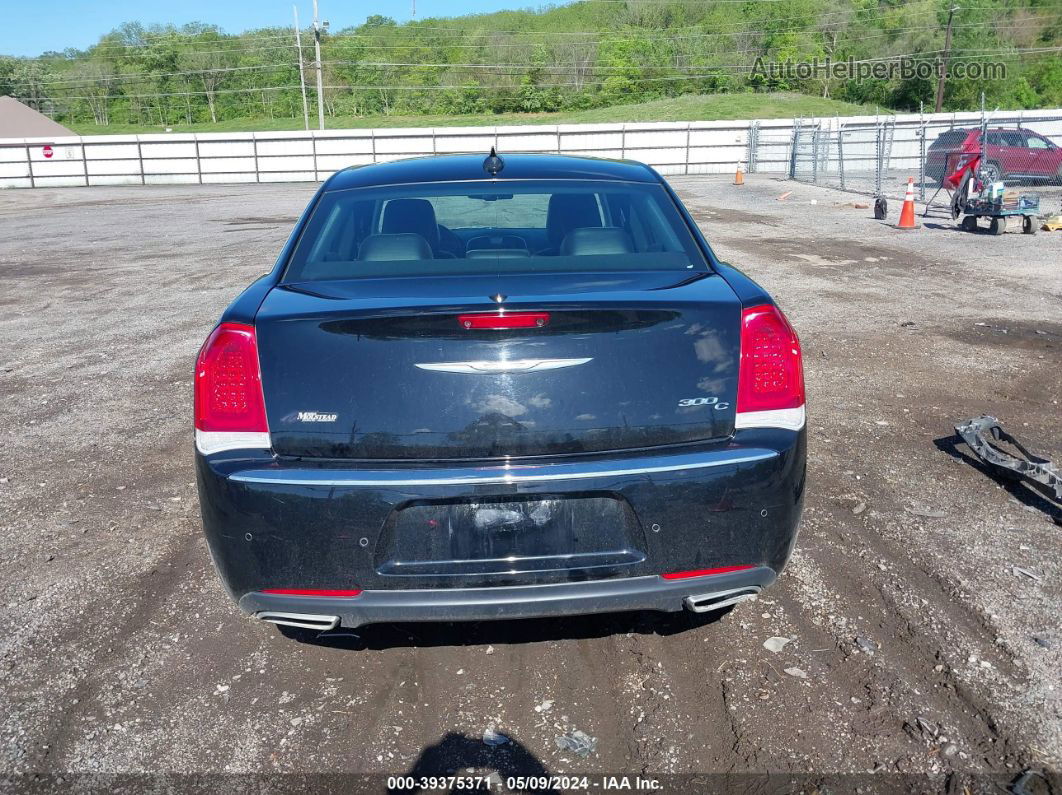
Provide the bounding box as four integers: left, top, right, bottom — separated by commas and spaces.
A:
194, 152, 806, 634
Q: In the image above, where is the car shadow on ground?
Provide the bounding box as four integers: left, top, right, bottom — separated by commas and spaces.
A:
933, 434, 1061, 523
389, 732, 558, 793
277, 606, 732, 650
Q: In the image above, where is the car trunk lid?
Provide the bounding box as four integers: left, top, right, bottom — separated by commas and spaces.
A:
255, 270, 741, 460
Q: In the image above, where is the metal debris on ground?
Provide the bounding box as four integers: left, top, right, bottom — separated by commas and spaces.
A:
555, 729, 597, 758
1012, 567, 1043, 583
954, 416, 1061, 519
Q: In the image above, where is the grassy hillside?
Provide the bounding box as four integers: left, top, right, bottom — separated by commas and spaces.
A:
69, 92, 876, 135
7, 0, 1060, 133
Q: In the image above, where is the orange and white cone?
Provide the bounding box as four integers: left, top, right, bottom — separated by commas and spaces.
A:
734, 164, 745, 186
895, 177, 919, 229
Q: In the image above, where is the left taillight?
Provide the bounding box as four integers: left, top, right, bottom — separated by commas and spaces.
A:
194, 322, 271, 455
735, 304, 805, 431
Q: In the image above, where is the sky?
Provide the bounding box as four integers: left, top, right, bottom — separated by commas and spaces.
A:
0, 0, 546, 57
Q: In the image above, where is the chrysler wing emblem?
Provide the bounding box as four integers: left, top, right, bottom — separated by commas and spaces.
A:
415, 358, 592, 374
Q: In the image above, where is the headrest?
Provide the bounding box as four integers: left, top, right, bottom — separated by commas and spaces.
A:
559, 227, 634, 256
465, 248, 530, 259
357, 233, 433, 261
546, 194, 602, 245
381, 199, 440, 248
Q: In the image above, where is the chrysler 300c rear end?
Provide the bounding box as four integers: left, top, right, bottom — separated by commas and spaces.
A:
194, 153, 806, 633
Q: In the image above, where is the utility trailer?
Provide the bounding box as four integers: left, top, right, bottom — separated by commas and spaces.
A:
959, 193, 1040, 235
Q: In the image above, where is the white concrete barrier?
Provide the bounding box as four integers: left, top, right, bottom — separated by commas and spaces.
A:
1, 109, 1060, 189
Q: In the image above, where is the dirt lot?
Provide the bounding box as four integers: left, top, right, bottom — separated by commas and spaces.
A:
0, 176, 1059, 790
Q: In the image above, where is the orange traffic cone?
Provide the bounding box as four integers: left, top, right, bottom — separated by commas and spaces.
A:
734, 164, 744, 186
895, 177, 919, 229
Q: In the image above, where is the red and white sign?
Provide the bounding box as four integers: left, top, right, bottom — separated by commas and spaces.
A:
42, 145, 54, 159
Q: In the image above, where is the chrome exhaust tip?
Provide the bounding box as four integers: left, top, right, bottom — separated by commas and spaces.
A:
257, 611, 340, 631
683, 586, 761, 614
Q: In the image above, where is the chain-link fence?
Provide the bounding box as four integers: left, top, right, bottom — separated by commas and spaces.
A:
789, 110, 1062, 220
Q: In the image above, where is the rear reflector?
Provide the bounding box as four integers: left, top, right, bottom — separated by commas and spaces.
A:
735, 304, 805, 429
194, 322, 270, 455
459, 312, 550, 330
661, 565, 756, 580
261, 588, 363, 598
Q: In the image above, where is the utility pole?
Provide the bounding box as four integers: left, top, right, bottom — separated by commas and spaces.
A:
312, 0, 326, 131
934, 6, 960, 113
293, 5, 310, 131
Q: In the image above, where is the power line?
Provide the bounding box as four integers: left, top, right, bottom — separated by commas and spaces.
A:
24, 47, 1058, 103
14, 62, 302, 88
7, 3, 1038, 65
13, 39, 1054, 94
14, 25, 1050, 92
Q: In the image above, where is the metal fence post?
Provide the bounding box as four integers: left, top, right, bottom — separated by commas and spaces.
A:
371, 130, 377, 164
918, 121, 926, 201
620, 125, 626, 160
979, 94, 987, 180
253, 135, 261, 183
873, 121, 882, 197
25, 144, 34, 188
747, 121, 758, 174
837, 123, 845, 191
136, 138, 145, 185
811, 126, 819, 184
80, 139, 89, 187
684, 122, 691, 175
194, 135, 202, 185
788, 119, 800, 179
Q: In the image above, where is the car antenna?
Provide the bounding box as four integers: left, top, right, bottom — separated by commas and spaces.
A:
483, 146, 504, 176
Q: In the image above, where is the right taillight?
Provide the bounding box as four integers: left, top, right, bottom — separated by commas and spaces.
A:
735, 304, 805, 431
194, 322, 271, 455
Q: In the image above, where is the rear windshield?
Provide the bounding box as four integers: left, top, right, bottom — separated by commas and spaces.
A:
282, 180, 708, 281
929, 129, 971, 149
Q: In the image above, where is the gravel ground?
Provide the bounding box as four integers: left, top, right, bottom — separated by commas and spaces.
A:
0, 176, 1059, 790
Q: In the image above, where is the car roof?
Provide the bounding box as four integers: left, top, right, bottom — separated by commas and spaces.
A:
325, 153, 661, 191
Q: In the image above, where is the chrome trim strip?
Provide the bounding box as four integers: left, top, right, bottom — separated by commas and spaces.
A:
415, 357, 592, 374
684, 586, 761, 614
229, 448, 776, 487
256, 611, 339, 631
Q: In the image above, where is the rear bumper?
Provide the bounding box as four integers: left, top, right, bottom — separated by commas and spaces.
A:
197, 427, 806, 612
239, 566, 775, 629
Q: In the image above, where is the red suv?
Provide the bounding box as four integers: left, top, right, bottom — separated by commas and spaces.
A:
926, 127, 1062, 186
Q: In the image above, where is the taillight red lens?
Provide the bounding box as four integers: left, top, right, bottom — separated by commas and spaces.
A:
194, 323, 268, 432
736, 304, 804, 413
459, 312, 550, 330
661, 565, 756, 580
261, 588, 362, 598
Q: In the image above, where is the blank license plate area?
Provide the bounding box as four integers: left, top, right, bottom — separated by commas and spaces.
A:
377, 494, 645, 577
